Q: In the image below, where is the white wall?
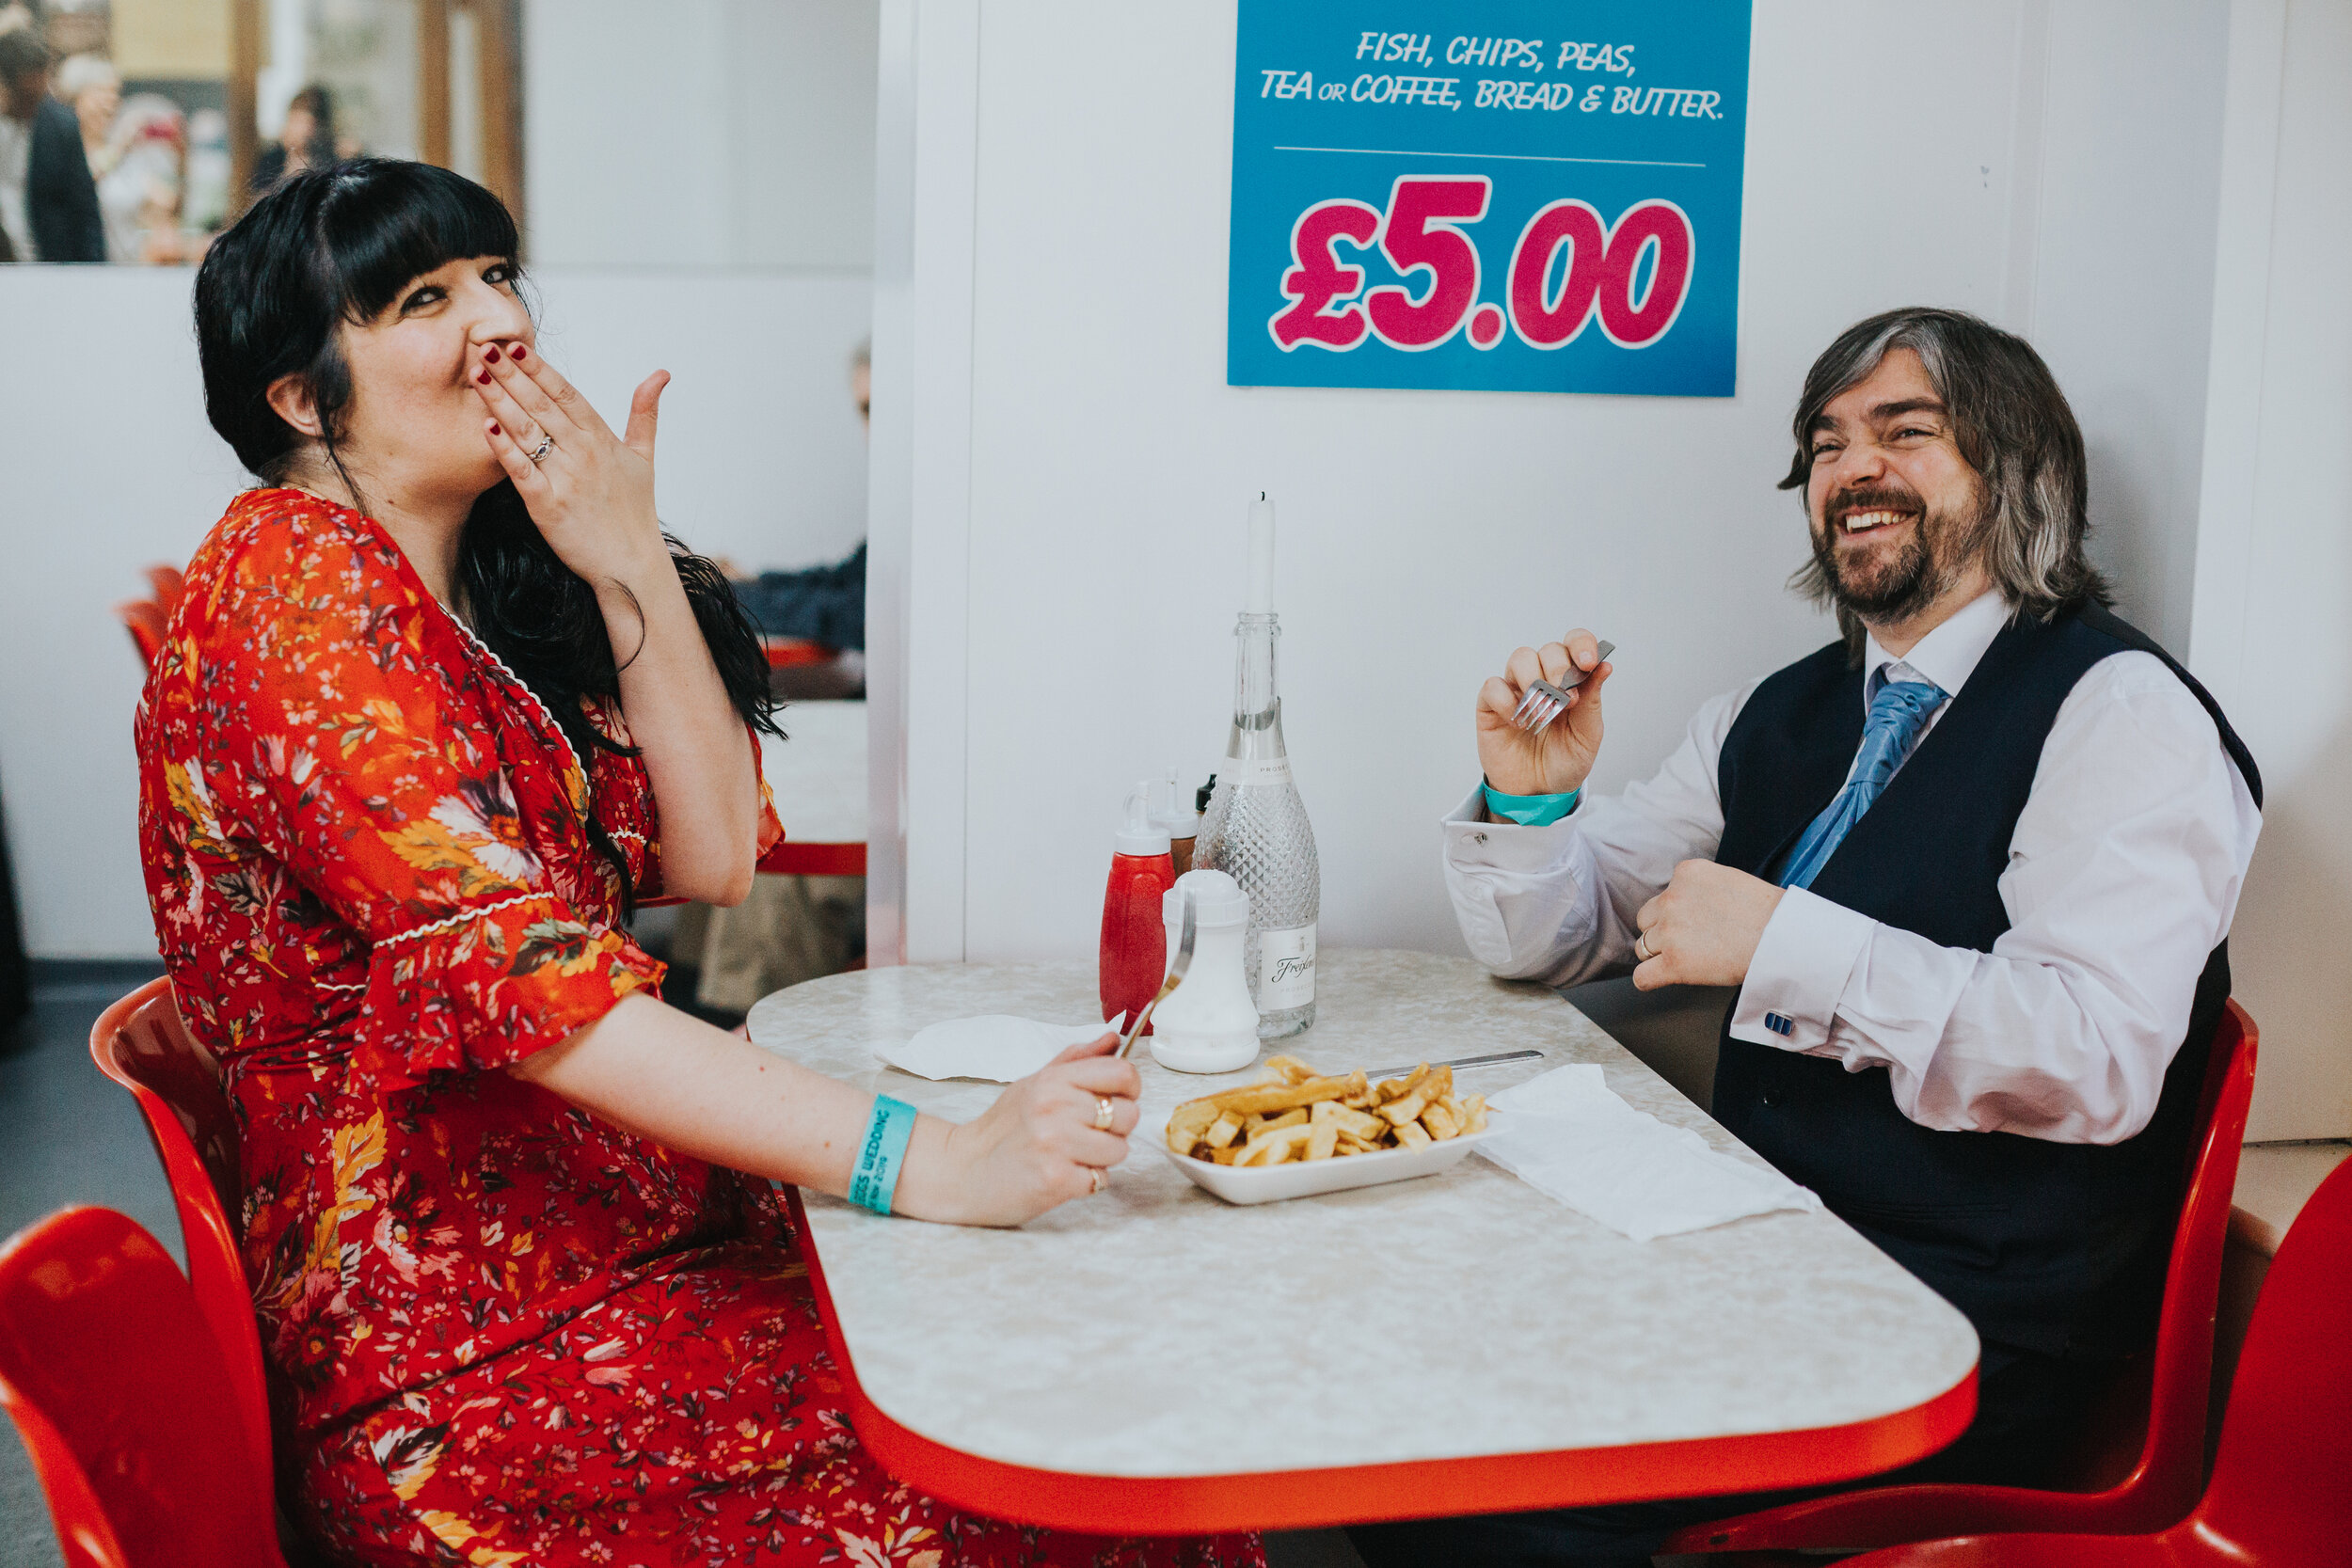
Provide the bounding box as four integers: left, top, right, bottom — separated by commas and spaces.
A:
525, 0, 879, 271
0, 267, 869, 958
2189, 0, 2352, 1140
874, 0, 2235, 975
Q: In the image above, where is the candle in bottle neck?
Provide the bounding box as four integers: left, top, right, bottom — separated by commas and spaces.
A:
1246, 493, 1276, 613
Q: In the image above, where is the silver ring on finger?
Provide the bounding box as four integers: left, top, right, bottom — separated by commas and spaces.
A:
1088, 1167, 1105, 1196
1634, 930, 1657, 963
526, 432, 554, 465
1092, 1096, 1116, 1132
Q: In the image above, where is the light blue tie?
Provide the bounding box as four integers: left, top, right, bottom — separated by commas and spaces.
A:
1775, 674, 1949, 891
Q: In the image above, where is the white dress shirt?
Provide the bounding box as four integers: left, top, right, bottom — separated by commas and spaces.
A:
1442, 591, 2262, 1146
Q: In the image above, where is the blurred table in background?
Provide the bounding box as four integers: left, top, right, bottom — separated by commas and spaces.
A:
689, 701, 867, 1014
756, 700, 866, 877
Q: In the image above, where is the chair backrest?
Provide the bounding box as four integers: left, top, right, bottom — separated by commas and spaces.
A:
2194, 1151, 2352, 1554
87, 980, 273, 1485
2110, 1000, 2256, 1507
762, 635, 836, 669
116, 599, 166, 670
142, 565, 185, 617
0, 1208, 284, 1568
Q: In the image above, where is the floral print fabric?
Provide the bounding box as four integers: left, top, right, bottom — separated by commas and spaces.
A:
139, 490, 1261, 1568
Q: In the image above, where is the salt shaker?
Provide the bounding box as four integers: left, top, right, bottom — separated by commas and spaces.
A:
1147, 870, 1261, 1073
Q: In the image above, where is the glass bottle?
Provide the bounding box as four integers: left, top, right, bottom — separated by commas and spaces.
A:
1193, 610, 1319, 1037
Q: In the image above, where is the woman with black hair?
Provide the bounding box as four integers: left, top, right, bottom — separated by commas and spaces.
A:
139, 160, 1259, 1568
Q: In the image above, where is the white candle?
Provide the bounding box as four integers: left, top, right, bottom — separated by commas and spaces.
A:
1246, 493, 1276, 613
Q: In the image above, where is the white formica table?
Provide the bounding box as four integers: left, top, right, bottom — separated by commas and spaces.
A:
756, 699, 866, 876
746, 949, 1978, 1533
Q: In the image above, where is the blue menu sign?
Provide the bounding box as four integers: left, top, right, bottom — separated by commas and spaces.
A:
1228, 1, 1750, 397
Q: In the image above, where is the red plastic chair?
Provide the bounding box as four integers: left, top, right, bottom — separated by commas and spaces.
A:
116, 598, 166, 669
87, 980, 274, 1489
0, 1207, 286, 1568
1844, 1148, 2352, 1567
762, 635, 836, 669
143, 564, 186, 616
1666, 1001, 2258, 1557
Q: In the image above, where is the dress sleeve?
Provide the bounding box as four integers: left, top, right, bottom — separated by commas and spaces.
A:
185, 565, 663, 1090
581, 703, 786, 901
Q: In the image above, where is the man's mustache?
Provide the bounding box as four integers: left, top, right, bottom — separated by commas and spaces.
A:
1824, 485, 1927, 527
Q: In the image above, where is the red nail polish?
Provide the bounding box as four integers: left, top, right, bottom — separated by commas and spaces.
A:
485, 344, 501, 363
489, 422, 501, 435
476, 368, 493, 384
510, 343, 527, 362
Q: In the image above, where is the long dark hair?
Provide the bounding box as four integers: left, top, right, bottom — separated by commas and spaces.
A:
193, 158, 777, 908
1780, 307, 2110, 657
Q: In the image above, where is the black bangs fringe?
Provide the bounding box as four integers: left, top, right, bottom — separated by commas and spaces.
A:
314, 159, 521, 322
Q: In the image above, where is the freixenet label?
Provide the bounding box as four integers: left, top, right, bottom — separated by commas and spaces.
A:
1222, 752, 1294, 786
1259, 924, 1317, 1007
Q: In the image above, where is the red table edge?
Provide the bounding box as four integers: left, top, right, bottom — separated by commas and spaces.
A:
757, 840, 866, 878
780, 1186, 1979, 1535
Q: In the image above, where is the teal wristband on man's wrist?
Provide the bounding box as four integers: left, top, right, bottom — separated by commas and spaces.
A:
850, 1095, 918, 1214
1482, 779, 1581, 827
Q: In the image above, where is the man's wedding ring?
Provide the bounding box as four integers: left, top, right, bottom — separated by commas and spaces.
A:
1634, 930, 1658, 963
526, 433, 553, 464
1093, 1096, 1116, 1132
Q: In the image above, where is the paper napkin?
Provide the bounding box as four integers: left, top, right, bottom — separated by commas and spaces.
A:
1477, 1064, 1820, 1241
874, 1014, 1125, 1083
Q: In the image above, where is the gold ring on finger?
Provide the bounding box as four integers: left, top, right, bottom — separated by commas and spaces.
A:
1088, 1167, 1105, 1196
527, 432, 554, 464
1634, 930, 1657, 963
1092, 1096, 1116, 1132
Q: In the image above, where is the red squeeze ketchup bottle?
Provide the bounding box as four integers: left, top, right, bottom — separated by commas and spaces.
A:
1100, 780, 1175, 1036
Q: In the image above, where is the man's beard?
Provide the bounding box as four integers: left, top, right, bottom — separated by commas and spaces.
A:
1809, 483, 1984, 625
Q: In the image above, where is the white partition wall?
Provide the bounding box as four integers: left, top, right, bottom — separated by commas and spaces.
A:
2188, 0, 2352, 1141
868, 0, 2348, 1137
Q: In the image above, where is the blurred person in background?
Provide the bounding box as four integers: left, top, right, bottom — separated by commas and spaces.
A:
1, 15, 101, 261
250, 82, 340, 194
730, 338, 870, 690
0, 7, 39, 260
104, 92, 196, 263
24, 44, 99, 260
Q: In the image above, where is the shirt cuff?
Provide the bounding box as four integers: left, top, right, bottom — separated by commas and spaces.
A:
1729, 886, 1874, 1052
1482, 779, 1581, 826
1441, 783, 1585, 873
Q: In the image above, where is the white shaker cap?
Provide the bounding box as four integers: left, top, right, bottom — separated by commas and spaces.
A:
1164, 868, 1248, 927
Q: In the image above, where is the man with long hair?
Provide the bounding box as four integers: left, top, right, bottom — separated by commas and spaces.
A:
1361, 309, 2263, 1566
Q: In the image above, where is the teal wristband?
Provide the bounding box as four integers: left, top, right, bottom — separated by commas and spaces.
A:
850, 1096, 918, 1215
1482, 779, 1581, 827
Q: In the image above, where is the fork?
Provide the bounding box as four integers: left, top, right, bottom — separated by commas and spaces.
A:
1510, 640, 1615, 736
1116, 889, 1197, 1060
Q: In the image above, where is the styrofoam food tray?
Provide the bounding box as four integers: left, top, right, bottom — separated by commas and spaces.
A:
1161, 1114, 1502, 1205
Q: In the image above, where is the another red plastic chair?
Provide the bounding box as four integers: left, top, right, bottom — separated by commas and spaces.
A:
116, 598, 166, 669
1844, 1148, 2352, 1566
762, 635, 836, 669
143, 564, 185, 616
0, 1207, 286, 1568
1666, 1001, 2258, 1557
87, 979, 273, 1489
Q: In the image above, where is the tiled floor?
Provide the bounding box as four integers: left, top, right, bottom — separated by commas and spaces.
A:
1, 966, 174, 1568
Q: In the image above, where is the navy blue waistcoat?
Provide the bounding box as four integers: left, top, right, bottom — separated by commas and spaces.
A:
1711, 602, 2259, 1358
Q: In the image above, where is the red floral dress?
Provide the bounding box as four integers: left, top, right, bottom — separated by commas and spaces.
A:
138, 490, 1262, 1568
